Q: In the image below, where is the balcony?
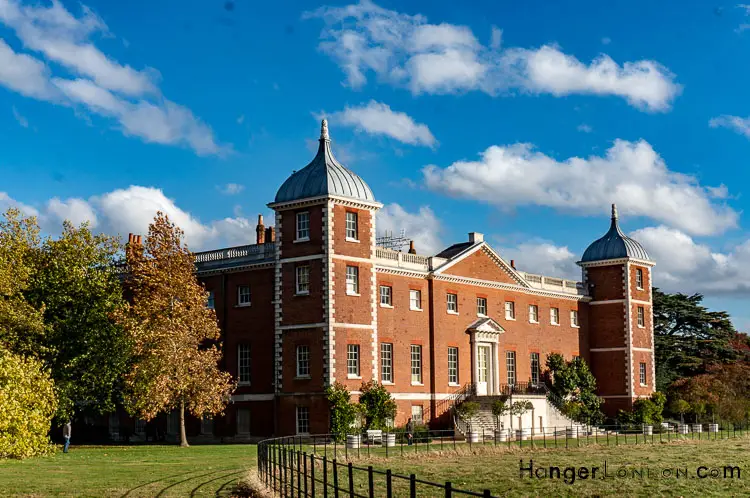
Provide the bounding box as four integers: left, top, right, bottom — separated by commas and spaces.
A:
374, 247, 446, 272
194, 242, 275, 272
517, 271, 585, 296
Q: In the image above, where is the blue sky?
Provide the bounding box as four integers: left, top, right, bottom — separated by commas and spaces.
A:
1, 0, 750, 326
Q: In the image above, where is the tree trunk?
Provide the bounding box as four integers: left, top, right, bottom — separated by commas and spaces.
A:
180, 399, 189, 447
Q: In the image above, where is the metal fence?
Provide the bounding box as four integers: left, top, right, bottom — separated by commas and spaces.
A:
257, 423, 748, 497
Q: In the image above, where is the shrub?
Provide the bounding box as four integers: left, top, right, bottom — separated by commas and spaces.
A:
0, 348, 57, 459
491, 397, 509, 427
618, 392, 667, 427
325, 382, 356, 440
358, 381, 397, 431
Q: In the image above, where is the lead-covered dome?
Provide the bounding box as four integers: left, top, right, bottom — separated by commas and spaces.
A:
274, 120, 376, 204
581, 204, 650, 262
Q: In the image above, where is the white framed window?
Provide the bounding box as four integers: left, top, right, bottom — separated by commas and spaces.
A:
346, 266, 359, 295
530, 352, 540, 384
448, 347, 459, 385
347, 344, 360, 377
410, 345, 422, 384
238, 285, 251, 306
636, 268, 644, 290
381, 343, 393, 383
639, 362, 647, 385
570, 310, 579, 327
206, 290, 215, 309
295, 265, 310, 295
505, 301, 515, 320
296, 211, 310, 241
476, 297, 487, 316
550, 307, 560, 325
296, 345, 310, 378
409, 289, 422, 310
637, 306, 645, 327
411, 405, 424, 425
345, 211, 358, 240
506, 351, 516, 385
296, 406, 310, 434
237, 408, 251, 435
529, 304, 538, 323
380, 285, 392, 307
238, 344, 251, 385
447, 293, 458, 314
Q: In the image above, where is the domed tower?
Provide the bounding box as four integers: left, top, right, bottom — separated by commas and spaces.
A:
267, 120, 382, 434
578, 204, 655, 417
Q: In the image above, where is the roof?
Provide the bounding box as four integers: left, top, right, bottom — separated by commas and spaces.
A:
274, 120, 376, 204
581, 204, 651, 262
435, 241, 473, 259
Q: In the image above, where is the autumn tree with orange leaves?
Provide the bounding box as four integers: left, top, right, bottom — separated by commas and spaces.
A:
117, 212, 235, 447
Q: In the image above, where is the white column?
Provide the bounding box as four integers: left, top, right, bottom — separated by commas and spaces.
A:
470, 333, 477, 387
493, 343, 501, 393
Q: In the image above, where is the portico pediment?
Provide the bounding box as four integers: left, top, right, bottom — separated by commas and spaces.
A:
467, 317, 505, 335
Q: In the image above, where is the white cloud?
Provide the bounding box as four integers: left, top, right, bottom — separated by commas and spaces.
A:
422, 139, 737, 236
219, 183, 245, 195
577, 123, 592, 133
327, 100, 436, 146
376, 203, 443, 255
632, 225, 750, 295
12, 105, 28, 127
497, 241, 579, 280
709, 114, 750, 139
306, 1, 680, 111
46, 197, 98, 227
0, 0, 224, 156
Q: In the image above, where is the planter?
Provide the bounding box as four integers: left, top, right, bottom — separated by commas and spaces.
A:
661, 422, 670, 430
678, 424, 689, 434
384, 433, 396, 447
708, 424, 719, 433
346, 435, 361, 449
516, 429, 530, 441
566, 427, 579, 439
467, 431, 480, 443
494, 429, 508, 442
642, 425, 653, 436
692, 424, 703, 433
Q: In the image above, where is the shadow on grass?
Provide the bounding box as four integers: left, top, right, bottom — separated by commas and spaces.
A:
121, 470, 205, 497
189, 470, 245, 497
154, 469, 236, 497
215, 474, 245, 497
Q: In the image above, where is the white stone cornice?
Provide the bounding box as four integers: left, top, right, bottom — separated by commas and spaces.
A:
374, 266, 430, 279
280, 254, 325, 264
578, 257, 655, 268
268, 194, 382, 211
197, 262, 274, 276
333, 254, 375, 265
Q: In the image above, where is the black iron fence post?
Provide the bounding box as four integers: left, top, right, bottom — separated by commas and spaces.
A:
386, 469, 393, 498
348, 462, 355, 497
410, 474, 416, 498
323, 455, 328, 498
333, 459, 339, 498
368, 465, 374, 498
445, 481, 452, 498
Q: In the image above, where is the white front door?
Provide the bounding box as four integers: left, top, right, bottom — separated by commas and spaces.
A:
477, 345, 490, 395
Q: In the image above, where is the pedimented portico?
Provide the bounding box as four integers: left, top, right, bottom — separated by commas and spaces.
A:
467, 317, 504, 396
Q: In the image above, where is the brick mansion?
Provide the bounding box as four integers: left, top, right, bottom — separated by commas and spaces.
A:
124, 120, 657, 439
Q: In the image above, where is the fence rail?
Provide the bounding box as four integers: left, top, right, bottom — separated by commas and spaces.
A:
257, 424, 748, 497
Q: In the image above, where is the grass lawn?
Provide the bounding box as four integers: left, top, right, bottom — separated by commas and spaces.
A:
0, 444, 257, 497
266, 436, 750, 497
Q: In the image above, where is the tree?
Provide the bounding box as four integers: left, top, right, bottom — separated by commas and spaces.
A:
670, 363, 750, 424
358, 381, 397, 430
325, 382, 357, 440
455, 401, 480, 432
669, 398, 691, 424
0, 347, 57, 459
0, 208, 46, 358
511, 400, 533, 428
491, 396, 509, 428
116, 212, 235, 447
653, 289, 737, 391
546, 354, 604, 424
25, 221, 131, 421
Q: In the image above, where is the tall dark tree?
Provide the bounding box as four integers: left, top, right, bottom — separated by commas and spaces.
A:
653, 288, 737, 391
545, 353, 604, 424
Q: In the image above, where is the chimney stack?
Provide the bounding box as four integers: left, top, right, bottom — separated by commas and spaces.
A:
468, 232, 484, 244
135, 235, 142, 245
256, 214, 265, 244
266, 226, 276, 243
510, 259, 516, 269
408, 240, 416, 254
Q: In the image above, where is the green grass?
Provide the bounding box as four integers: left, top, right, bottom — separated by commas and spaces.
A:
0, 444, 257, 497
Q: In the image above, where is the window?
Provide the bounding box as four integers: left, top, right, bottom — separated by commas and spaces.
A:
347, 344, 360, 377
530, 352, 540, 384
201, 414, 213, 435
529, 304, 538, 323
410, 289, 422, 310
296, 345, 310, 377
237, 409, 250, 435
410, 345, 423, 384
346, 266, 359, 295
636, 268, 644, 290
639, 362, 647, 385
505, 301, 515, 320
135, 419, 146, 435
296, 265, 310, 295
380, 286, 392, 307
637, 306, 645, 327
238, 344, 251, 384
550, 307, 560, 325
476, 297, 487, 316
345, 211, 358, 240
206, 290, 215, 309
411, 405, 424, 425
381, 343, 393, 383
506, 351, 516, 385
238, 285, 251, 306
296, 406, 310, 434
447, 293, 458, 313
570, 310, 579, 327
448, 347, 459, 385
296, 211, 310, 241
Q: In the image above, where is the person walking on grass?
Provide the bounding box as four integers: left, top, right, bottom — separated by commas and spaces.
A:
63, 421, 72, 453
406, 418, 413, 446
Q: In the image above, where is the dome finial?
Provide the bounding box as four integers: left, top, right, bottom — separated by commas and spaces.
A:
320, 119, 329, 141
611, 203, 618, 222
